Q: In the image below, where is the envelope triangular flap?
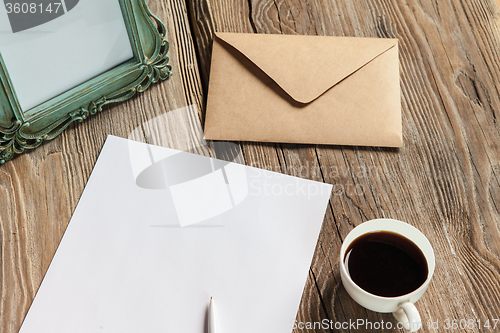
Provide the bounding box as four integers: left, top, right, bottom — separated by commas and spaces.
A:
215, 32, 398, 104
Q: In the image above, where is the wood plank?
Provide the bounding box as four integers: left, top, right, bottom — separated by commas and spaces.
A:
0, 1, 205, 332
187, 2, 355, 329
3, 0, 500, 331
187, 0, 500, 331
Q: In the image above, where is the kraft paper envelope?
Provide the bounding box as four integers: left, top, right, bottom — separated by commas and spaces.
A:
204, 32, 402, 147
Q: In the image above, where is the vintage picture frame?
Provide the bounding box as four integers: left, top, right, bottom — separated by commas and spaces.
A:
0, 0, 172, 164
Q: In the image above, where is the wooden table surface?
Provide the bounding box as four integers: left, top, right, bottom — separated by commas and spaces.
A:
2, 0, 500, 332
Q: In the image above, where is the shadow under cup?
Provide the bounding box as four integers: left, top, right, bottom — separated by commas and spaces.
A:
339, 219, 435, 330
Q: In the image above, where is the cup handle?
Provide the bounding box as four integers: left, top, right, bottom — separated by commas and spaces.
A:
392, 302, 422, 332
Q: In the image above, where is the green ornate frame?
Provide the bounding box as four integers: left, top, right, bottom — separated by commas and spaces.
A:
0, 0, 172, 164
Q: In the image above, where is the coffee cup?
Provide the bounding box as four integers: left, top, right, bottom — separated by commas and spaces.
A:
339, 219, 435, 332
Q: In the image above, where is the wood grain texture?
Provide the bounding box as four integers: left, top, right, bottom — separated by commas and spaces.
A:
0, 0, 205, 332
3, 0, 500, 332
187, 0, 500, 331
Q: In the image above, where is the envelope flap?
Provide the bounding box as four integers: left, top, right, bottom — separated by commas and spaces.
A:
215, 32, 398, 104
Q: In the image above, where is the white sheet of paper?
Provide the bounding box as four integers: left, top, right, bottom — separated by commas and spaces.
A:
0, 0, 133, 111
18, 136, 332, 333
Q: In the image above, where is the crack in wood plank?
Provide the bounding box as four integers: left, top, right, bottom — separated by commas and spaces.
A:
247, 0, 258, 33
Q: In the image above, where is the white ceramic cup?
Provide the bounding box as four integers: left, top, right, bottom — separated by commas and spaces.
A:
340, 219, 435, 332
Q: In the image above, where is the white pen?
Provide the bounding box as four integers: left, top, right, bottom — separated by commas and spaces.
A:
209, 297, 218, 333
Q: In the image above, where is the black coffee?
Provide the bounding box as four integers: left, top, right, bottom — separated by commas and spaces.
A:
345, 231, 428, 297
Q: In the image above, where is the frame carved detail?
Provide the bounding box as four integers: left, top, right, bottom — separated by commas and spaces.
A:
0, 0, 172, 164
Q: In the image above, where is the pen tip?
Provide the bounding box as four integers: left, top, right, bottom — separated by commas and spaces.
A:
211, 296, 213, 300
